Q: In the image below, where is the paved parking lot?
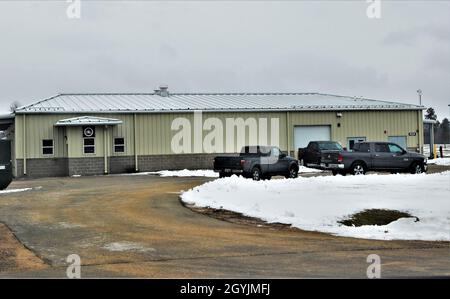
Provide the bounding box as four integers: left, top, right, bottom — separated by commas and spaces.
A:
0, 173, 449, 278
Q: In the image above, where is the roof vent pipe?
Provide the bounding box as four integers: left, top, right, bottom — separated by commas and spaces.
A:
159, 85, 169, 97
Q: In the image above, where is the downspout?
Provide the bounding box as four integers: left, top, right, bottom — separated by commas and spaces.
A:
417, 110, 423, 154
286, 111, 291, 156
104, 125, 108, 174
23, 114, 27, 175
134, 113, 138, 172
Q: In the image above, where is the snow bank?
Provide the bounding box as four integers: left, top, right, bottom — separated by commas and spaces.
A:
181, 172, 450, 241
123, 167, 321, 178
0, 187, 33, 194
428, 158, 450, 166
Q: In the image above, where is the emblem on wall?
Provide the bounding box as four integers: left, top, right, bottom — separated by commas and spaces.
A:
82, 126, 95, 138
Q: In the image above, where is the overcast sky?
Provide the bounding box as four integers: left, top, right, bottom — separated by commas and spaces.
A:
0, 1, 449, 119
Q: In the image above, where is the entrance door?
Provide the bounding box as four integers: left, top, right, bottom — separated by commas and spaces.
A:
294, 125, 331, 150
347, 137, 366, 151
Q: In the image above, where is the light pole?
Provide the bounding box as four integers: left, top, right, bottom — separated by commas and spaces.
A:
417, 89, 423, 106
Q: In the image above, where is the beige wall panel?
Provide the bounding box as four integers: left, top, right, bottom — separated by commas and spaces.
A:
14, 110, 422, 160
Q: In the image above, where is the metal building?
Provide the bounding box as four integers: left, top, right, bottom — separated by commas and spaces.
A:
1, 87, 425, 177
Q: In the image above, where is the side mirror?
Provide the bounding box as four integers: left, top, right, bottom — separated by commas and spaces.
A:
279, 153, 287, 159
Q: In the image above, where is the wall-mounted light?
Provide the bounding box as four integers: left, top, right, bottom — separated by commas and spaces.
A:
336, 112, 343, 118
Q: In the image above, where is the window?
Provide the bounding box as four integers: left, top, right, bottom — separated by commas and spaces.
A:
388, 143, 404, 154
318, 142, 343, 151
375, 143, 390, 153
271, 147, 281, 157
114, 138, 125, 153
354, 143, 370, 152
42, 139, 54, 155
83, 138, 95, 154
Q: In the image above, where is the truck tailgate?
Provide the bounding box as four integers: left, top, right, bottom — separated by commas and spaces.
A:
213, 156, 242, 171
320, 150, 341, 164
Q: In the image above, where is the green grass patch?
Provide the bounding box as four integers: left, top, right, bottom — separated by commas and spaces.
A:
339, 209, 419, 227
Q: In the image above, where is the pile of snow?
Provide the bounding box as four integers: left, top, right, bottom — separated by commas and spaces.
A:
428, 158, 450, 166
181, 172, 450, 241
0, 187, 33, 195
122, 169, 219, 177
124, 167, 321, 178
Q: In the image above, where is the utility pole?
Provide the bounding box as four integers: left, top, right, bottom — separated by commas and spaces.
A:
417, 89, 423, 106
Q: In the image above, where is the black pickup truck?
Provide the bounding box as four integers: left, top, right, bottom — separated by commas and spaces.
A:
337, 141, 427, 175
298, 141, 344, 171
213, 146, 299, 181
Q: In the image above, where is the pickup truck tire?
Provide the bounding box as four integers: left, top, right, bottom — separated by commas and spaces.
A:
251, 167, 262, 181
285, 165, 299, 179
219, 172, 228, 178
332, 170, 347, 176
410, 162, 424, 174
351, 162, 366, 175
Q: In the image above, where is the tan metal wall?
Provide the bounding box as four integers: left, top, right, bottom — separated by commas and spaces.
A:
14, 110, 423, 159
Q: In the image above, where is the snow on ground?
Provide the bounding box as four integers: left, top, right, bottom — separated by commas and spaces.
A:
428, 158, 450, 166
0, 187, 33, 195
181, 172, 450, 241
125, 167, 321, 177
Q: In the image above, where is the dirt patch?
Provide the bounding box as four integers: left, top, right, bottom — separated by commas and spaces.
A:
427, 164, 450, 174
183, 202, 298, 231
338, 209, 419, 227
0, 223, 48, 273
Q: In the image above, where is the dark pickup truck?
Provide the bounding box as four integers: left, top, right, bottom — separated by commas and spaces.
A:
298, 141, 344, 171
213, 146, 299, 181
337, 141, 427, 175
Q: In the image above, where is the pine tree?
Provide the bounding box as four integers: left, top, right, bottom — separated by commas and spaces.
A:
440, 118, 450, 144
425, 107, 437, 120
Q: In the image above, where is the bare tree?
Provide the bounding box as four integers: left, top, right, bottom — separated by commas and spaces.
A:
9, 101, 21, 113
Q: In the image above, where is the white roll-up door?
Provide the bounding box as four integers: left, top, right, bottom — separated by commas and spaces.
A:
294, 125, 331, 149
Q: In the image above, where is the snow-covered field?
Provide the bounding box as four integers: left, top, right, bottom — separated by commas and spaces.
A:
181, 172, 450, 241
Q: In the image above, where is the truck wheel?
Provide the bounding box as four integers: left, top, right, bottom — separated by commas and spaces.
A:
351, 162, 366, 175
410, 162, 424, 174
286, 166, 299, 179
332, 170, 338, 176
251, 167, 262, 181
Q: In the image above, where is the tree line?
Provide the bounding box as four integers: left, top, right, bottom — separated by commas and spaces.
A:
424, 107, 450, 144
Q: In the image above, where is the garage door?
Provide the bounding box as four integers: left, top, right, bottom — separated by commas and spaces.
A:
294, 125, 331, 149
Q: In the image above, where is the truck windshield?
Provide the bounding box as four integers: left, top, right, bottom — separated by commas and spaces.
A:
318, 142, 343, 151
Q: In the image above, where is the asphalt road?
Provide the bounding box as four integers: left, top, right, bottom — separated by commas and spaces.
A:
0, 173, 449, 278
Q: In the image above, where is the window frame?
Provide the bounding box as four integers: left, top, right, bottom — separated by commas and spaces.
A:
83, 137, 96, 155
113, 137, 125, 154
42, 139, 54, 156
